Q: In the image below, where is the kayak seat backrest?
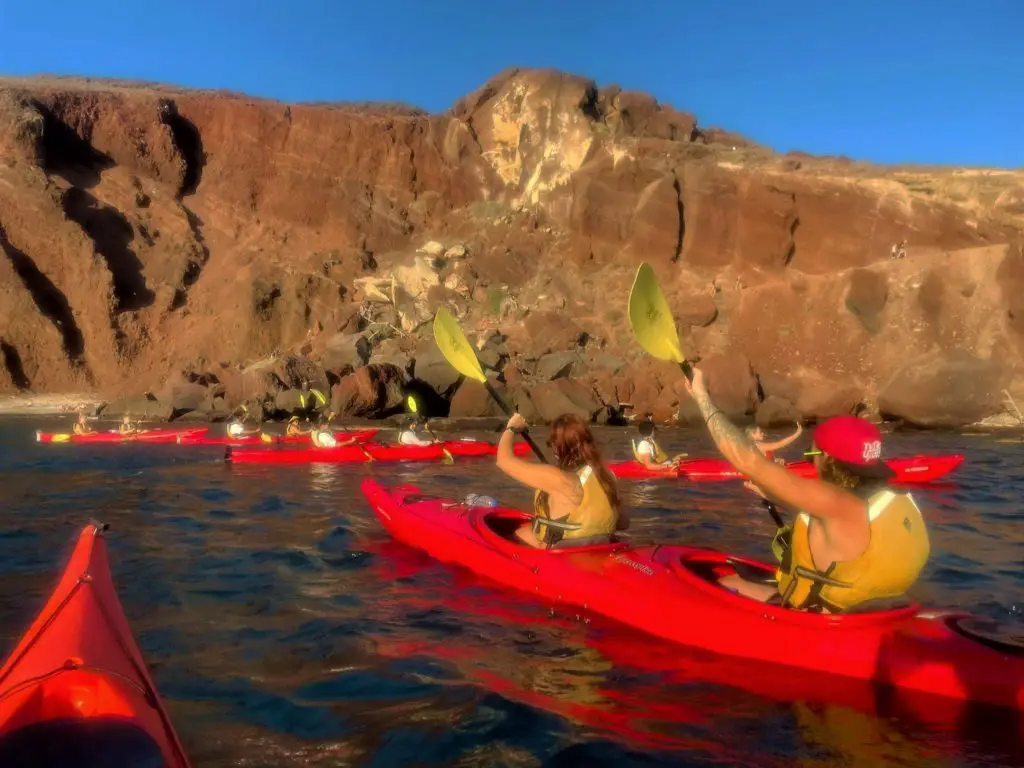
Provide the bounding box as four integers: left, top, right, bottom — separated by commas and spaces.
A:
0, 717, 165, 768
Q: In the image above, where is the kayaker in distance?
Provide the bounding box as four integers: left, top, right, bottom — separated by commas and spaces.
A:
397, 414, 436, 446
745, 422, 803, 462
310, 413, 356, 448
118, 415, 139, 436
226, 403, 261, 438
497, 413, 626, 548
632, 417, 684, 471
286, 415, 311, 437
683, 368, 930, 613
298, 380, 328, 420
72, 409, 93, 436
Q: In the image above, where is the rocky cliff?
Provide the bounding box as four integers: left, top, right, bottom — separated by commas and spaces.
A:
1, 68, 1023, 428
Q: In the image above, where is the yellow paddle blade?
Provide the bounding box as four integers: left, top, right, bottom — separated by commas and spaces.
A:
433, 307, 486, 383
628, 262, 685, 364
407, 395, 419, 414
441, 448, 455, 465
51, 433, 72, 443
260, 432, 273, 443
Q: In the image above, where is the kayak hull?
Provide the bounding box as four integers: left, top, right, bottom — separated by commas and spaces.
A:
608, 454, 965, 484
228, 439, 531, 464
0, 525, 190, 767
361, 479, 1023, 711
36, 427, 208, 445
176, 428, 380, 446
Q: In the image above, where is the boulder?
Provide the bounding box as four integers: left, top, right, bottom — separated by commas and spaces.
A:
536, 351, 583, 381
759, 370, 863, 422
878, 351, 1009, 428
529, 379, 602, 423
158, 379, 208, 414
99, 394, 173, 422
409, 341, 462, 398
322, 334, 371, 376
512, 310, 586, 357
449, 377, 507, 418
755, 395, 801, 428
330, 363, 406, 418
677, 352, 757, 423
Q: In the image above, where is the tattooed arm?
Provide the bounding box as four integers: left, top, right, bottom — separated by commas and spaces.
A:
684, 369, 862, 523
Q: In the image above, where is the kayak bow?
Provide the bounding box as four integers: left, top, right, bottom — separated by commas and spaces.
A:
0, 524, 190, 767
361, 479, 1023, 711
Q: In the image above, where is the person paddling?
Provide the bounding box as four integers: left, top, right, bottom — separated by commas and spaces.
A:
226, 404, 261, 439
286, 415, 311, 437
497, 413, 626, 549
397, 414, 436, 446
632, 417, 684, 471
72, 410, 93, 436
683, 368, 930, 613
118, 415, 139, 436
745, 422, 803, 462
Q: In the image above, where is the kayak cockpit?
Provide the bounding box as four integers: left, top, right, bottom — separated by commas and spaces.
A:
678, 552, 778, 588
669, 550, 922, 617
0, 718, 166, 768
479, 511, 628, 553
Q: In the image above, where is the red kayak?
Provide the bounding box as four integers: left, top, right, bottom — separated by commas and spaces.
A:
362, 479, 1024, 710
176, 428, 380, 446
36, 427, 208, 444
609, 454, 965, 484
228, 438, 532, 464
0, 524, 190, 766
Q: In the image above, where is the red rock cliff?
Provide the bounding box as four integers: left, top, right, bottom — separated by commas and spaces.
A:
1, 69, 1022, 427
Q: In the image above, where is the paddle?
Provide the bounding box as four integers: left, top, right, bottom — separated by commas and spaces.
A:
627, 262, 694, 381
432, 307, 548, 463
406, 395, 454, 465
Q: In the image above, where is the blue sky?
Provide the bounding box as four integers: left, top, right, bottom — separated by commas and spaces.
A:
0, 0, 1020, 167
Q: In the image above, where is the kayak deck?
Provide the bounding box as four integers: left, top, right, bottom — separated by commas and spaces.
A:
362, 480, 1023, 711
228, 438, 531, 464
0, 524, 190, 767
609, 453, 965, 483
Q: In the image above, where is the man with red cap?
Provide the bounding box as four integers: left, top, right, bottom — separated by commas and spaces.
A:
683, 369, 931, 613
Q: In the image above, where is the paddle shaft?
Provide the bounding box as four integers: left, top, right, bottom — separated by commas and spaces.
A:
483, 380, 548, 463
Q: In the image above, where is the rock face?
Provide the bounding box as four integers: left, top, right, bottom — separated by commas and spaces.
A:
1, 71, 1022, 428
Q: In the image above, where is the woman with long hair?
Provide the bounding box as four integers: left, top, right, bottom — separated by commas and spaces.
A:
497, 413, 626, 548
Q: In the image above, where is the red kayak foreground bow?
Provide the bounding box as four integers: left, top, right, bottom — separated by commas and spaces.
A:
0, 524, 190, 767
361, 479, 1023, 711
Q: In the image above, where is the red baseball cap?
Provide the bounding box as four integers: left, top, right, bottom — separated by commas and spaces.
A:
812, 416, 895, 480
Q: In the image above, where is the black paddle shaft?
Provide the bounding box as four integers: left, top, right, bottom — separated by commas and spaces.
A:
679, 361, 695, 381
483, 380, 549, 463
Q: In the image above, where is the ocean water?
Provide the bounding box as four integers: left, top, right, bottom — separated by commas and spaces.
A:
0, 418, 1021, 767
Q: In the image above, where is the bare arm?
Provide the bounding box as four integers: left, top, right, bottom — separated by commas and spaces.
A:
689, 379, 862, 524
496, 429, 575, 497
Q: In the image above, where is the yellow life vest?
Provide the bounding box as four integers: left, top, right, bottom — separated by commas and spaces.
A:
533, 466, 618, 543
631, 438, 668, 464
775, 490, 930, 613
